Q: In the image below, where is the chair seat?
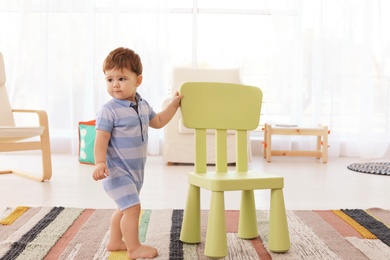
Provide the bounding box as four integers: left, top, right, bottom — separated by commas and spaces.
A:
0, 126, 44, 142
188, 171, 284, 191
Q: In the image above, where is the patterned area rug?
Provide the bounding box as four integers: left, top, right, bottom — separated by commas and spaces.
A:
1, 207, 390, 259
347, 162, 390, 175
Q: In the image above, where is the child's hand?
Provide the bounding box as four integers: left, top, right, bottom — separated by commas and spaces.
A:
170, 91, 183, 108
93, 163, 109, 181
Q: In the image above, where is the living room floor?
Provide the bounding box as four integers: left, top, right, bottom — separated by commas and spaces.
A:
1, 154, 389, 211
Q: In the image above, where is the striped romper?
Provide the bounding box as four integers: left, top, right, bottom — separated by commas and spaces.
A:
95, 93, 156, 211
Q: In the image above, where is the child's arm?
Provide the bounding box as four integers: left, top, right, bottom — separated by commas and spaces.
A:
92, 129, 111, 181
149, 91, 183, 129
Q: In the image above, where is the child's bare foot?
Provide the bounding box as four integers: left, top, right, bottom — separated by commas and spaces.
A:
128, 245, 158, 259
106, 240, 127, 251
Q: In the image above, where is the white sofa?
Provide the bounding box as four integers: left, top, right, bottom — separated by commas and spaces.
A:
162, 67, 252, 164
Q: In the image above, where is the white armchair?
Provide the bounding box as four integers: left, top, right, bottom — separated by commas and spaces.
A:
0, 52, 52, 181
162, 67, 252, 164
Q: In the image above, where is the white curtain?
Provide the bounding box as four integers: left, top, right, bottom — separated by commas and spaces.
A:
192, 0, 390, 158
0, 0, 169, 155
1, 0, 390, 158
262, 0, 390, 158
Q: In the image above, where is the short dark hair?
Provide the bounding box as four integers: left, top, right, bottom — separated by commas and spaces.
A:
103, 47, 143, 76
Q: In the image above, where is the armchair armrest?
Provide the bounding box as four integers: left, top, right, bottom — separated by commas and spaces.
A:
9, 109, 52, 179
12, 109, 49, 128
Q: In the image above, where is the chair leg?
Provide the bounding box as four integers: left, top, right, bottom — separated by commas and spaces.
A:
268, 188, 290, 253
263, 124, 267, 159
322, 126, 328, 163
205, 191, 227, 258
11, 170, 47, 182
11, 139, 52, 182
40, 125, 52, 181
266, 124, 272, 162
316, 135, 321, 159
1, 169, 44, 182
238, 190, 258, 239
180, 184, 201, 243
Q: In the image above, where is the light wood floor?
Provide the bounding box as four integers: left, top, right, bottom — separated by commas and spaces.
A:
1, 154, 389, 211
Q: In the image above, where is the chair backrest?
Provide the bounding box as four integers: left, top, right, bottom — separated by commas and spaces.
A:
180, 82, 262, 173
0, 52, 15, 126
171, 67, 241, 135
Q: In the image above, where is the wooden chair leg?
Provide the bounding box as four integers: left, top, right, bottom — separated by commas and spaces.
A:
40, 127, 52, 181
205, 191, 227, 258
1, 134, 52, 182
316, 135, 321, 159
1, 169, 44, 182
263, 124, 267, 159
15, 144, 51, 182
11, 171, 46, 182
268, 188, 290, 253
238, 190, 258, 239
266, 124, 272, 162
180, 184, 201, 243
322, 126, 328, 163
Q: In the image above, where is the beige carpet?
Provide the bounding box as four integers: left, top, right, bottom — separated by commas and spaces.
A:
1, 207, 389, 259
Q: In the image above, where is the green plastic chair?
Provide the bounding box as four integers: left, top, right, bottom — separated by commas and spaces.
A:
179, 82, 290, 258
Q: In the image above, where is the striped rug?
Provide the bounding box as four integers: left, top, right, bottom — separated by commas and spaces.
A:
1, 207, 390, 260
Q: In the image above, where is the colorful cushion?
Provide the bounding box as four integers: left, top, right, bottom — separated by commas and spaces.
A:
78, 120, 96, 165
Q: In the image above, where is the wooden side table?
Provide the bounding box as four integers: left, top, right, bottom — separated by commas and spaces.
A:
263, 124, 329, 163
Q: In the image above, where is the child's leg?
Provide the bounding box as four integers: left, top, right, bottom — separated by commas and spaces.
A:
106, 209, 127, 251
121, 204, 158, 259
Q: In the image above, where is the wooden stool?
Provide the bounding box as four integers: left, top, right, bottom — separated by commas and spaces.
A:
263, 124, 328, 163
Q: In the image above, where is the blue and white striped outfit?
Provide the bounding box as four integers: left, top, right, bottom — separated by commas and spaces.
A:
95, 93, 156, 210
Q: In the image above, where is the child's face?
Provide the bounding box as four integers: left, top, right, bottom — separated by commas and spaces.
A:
104, 68, 142, 102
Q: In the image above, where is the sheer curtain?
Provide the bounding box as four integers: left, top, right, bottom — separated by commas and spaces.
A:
0, 0, 169, 155
191, 0, 390, 158
263, 0, 390, 158
1, 0, 389, 159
